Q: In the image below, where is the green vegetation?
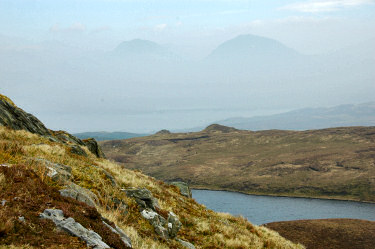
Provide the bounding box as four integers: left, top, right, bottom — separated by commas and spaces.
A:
100, 124, 375, 202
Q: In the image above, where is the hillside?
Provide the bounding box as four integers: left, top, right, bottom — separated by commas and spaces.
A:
0, 94, 303, 248
74, 132, 147, 141
264, 219, 375, 249
216, 102, 375, 131
100, 124, 375, 202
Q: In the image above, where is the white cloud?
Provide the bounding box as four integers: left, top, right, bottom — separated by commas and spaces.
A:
154, 23, 167, 31
281, 0, 374, 13
49, 23, 86, 33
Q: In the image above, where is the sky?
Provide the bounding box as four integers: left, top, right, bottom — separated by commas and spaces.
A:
1, 0, 374, 55
0, 0, 375, 133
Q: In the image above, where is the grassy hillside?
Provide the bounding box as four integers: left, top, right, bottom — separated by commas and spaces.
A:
100, 124, 375, 202
264, 219, 375, 249
0, 96, 303, 248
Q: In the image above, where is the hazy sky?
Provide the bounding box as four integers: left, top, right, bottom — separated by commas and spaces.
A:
0, 0, 374, 133
1, 0, 374, 56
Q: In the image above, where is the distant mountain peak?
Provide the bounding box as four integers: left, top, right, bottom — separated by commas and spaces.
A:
207, 34, 299, 61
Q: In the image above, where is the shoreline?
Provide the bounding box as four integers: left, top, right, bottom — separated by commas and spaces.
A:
190, 186, 375, 204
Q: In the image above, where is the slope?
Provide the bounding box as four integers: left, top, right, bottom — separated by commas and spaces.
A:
100, 124, 375, 202
0, 94, 303, 248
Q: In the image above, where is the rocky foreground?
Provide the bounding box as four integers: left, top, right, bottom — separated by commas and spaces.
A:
0, 94, 303, 248
100, 124, 375, 202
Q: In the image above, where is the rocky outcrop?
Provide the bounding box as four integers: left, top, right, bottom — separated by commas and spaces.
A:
156, 129, 171, 135
60, 182, 99, 207
0, 96, 51, 136
167, 212, 182, 238
203, 124, 238, 133
35, 158, 72, 183
83, 138, 106, 158
0, 95, 106, 159
40, 209, 110, 249
141, 209, 169, 238
125, 187, 184, 240
122, 188, 159, 211
170, 181, 192, 198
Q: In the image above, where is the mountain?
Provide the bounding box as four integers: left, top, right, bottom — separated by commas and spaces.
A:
0, 94, 304, 248
216, 102, 375, 131
207, 34, 300, 62
74, 131, 148, 141
100, 124, 375, 202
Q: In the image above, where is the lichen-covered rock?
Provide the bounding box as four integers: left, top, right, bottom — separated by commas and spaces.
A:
167, 212, 182, 238
122, 188, 159, 210
176, 238, 196, 249
60, 182, 98, 207
83, 138, 106, 158
141, 209, 169, 239
170, 181, 192, 198
35, 158, 72, 182
40, 209, 110, 249
0, 97, 51, 136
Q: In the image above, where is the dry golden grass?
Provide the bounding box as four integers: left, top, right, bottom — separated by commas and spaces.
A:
100, 126, 375, 202
0, 126, 304, 249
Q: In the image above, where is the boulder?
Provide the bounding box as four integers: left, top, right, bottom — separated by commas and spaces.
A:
122, 188, 159, 210
40, 209, 110, 249
60, 183, 98, 207
141, 209, 169, 239
83, 138, 106, 158
35, 158, 72, 183
167, 212, 182, 238
176, 238, 196, 249
69, 145, 88, 157
170, 181, 192, 198
0, 96, 51, 136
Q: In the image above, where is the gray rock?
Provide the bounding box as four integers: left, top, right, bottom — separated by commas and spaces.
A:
170, 182, 192, 198
1, 200, 6, 206
83, 138, 106, 158
40, 209, 110, 249
0, 164, 10, 167
167, 212, 182, 238
0, 97, 51, 137
122, 188, 159, 210
35, 158, 72, 183
102, 221, 132, 248
69, 144, 88, 157
176, 238, 196, 249
141, 209, 169, 239
18, 216, 25, 223
59, 183, 98, 207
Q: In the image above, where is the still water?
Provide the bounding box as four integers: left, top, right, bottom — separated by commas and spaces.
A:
192, 189, 375, 225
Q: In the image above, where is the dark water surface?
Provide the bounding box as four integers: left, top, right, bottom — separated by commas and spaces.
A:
192, 189, 375, 225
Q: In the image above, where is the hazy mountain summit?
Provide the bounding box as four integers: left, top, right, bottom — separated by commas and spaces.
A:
207, 34, 300, 63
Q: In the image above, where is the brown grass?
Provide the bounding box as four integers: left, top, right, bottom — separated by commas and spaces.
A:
100, 126, 375, 202
0, 125, 303, 249
264, 219, 375, 249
